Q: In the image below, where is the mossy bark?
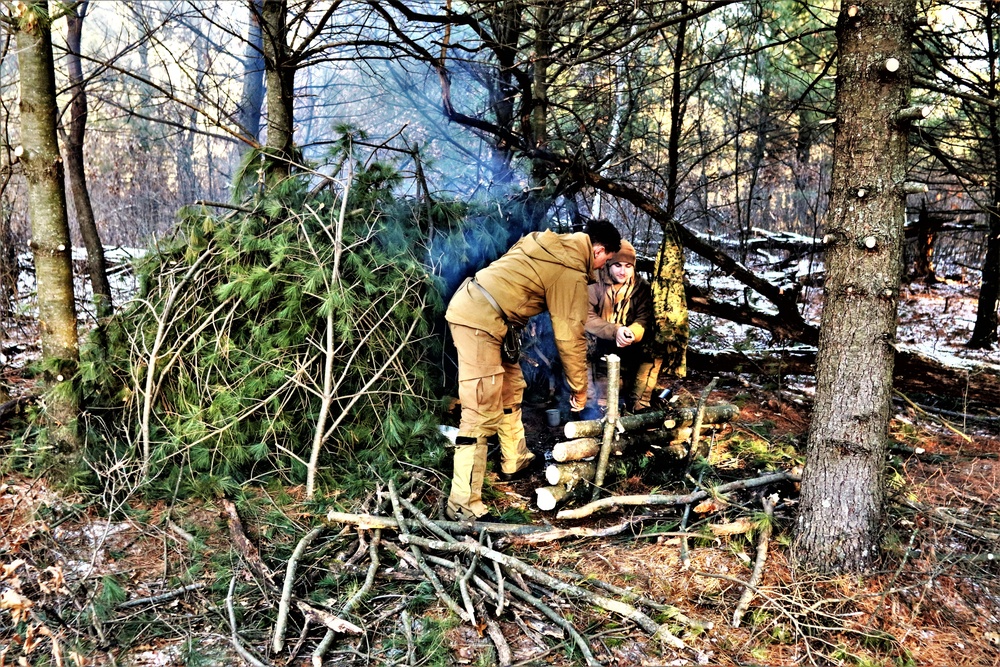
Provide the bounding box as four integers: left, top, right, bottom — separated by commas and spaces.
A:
793, 0, 917, 573
652, 225, 688, 378
16, 0, 81, 457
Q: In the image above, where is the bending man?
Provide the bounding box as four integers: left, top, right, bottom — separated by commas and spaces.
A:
445, 220, 622, 520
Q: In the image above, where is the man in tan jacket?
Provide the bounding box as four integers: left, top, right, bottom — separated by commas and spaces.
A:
445, 220, 621, 520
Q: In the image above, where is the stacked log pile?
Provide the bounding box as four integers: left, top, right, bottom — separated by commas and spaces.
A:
536, 403, 739, 512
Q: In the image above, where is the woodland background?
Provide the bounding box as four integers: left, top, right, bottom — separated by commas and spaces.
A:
1, 1, 1000, 666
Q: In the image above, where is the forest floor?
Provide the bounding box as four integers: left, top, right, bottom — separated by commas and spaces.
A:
2, 271, 1000, 666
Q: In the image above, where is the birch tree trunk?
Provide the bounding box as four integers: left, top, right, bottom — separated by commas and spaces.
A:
792, 0, 917, 572
15, 0, 81, 455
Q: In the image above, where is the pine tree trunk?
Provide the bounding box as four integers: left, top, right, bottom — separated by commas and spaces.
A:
262, 0, 296, 172
0, 202, 15, 333
65, 2, 113, 323
909, 203, 937, 284
792, 0, 916, 573
16, 0, 81, 455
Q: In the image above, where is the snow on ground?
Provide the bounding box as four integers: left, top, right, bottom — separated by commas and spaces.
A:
687, 259, 1000, 366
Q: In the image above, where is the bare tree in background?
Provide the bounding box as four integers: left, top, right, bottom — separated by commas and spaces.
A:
237, 0, 265, 142
0, 29, 17, 333
63, 0, 113, 325
913, 0, 1000, 348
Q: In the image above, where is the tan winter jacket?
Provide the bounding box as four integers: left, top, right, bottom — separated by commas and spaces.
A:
446, 231, 593, 397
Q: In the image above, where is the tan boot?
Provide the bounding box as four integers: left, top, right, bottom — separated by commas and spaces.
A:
498, 406, 535, 477
447, 437, 489, 519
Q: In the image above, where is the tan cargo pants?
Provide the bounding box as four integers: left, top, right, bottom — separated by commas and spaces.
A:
448, 323, 535, 519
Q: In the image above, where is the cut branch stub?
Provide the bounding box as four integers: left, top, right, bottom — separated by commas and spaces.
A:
895, 105, 932, 122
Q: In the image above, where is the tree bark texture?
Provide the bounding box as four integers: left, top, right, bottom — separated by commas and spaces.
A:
0, 197, 15, 332
966, 1, 1000, 348
16, 0, 81, 451
261, 0, 296, 170
65, 2, 113, 321
968, 200, 1000, 347
793, 0, 917, 572
652, 226, 689, 378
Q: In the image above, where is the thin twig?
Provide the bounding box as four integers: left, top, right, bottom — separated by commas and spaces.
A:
686, 376, 718, 470
401, 609, 416, 666
118, 582, 205, 609
557, 471, 800, 520
311, 529, 381, 667
732, 494, 777, 628
473, 570, 600, 667
591, 353, 621, 502
387, 480, 471, 622
325, 509, 567, 535
679, 469, 705, 570
400, 534, 690, 653
895, 390, 973, 442
475, 593, 513, 666
226, 576, 271, 667
558, 569, 712, 632
273, 526, 325, 653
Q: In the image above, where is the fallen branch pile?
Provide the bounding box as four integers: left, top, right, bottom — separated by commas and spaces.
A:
236, 473, 720, 667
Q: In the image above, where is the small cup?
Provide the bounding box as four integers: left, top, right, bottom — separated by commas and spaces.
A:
545, 408, 561, 427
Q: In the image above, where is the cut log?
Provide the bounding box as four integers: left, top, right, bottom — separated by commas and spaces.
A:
564, 404, 739, 439
536, 485, 569, 511
553, 427, 726, 463
551, 437, 602, 461
535, 478, 589, 512
552, 437, 616, 462
546, 461, 597, 486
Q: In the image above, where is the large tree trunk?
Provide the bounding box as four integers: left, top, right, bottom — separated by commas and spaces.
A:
65, 1, 113, 324
261, 0, 296, 173
16, 0, 81, 455
523, 1, 555, 229
792, 0, 917, 573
